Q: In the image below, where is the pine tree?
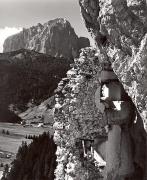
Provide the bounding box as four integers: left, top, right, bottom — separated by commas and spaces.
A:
4, 133, 57, 180
2, 164, 9, 179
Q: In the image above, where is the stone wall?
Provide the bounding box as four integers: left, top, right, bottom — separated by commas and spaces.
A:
53, 47, 146, 180
53, 47, 107, 180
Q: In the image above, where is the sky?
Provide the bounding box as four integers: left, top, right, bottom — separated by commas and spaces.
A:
0, 0, 94, 52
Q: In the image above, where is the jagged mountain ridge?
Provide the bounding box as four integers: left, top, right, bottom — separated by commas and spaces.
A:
0, 49, 70, 122
3, 18, 90, 59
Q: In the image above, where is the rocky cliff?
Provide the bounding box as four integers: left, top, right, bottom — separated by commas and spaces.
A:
3, 18, 90, 59
79, 0, 147, 133
53, 1, 147, 180
79, 0, 147, 179
0, 49, 70, 122
53, 47, 147, 180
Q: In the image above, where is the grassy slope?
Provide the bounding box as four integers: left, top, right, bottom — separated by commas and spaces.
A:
0, 123, 53, 171
0, 49, 70, 123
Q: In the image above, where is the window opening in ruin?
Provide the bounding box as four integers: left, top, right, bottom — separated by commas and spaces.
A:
101, 84, 109, 100
100, 65, 130, 102
81, 139, 94, 158
100, 81, 128, 102
113, 101, 122, 111
80, 139, 106, 169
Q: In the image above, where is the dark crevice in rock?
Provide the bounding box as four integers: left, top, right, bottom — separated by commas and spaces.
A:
100, 62, 146, 180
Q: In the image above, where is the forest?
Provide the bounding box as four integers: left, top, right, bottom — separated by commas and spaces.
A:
2, 132, 57, 180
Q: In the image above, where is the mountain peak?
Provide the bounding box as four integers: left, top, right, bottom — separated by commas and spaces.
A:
3, 18, 90, 59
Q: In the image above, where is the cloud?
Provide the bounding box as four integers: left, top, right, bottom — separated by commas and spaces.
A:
0, 27, 22, 52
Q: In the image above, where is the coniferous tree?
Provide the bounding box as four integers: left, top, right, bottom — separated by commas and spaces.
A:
4, 132, 57, 180
2, 164, 9, 180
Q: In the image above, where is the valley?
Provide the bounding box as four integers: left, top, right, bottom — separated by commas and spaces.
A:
0, 122, 53, 173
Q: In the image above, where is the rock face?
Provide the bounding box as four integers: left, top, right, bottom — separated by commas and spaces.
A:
79, 0, 147, 132
79, 0, 147, 179
3, 18, 90, 59
53, 47, 146, 180
53, 1, 147, 180
0, 49, 70, 122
